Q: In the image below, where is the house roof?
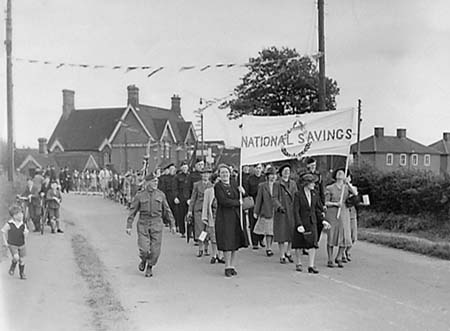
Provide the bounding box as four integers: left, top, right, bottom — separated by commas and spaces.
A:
48, 108, 125, 151
15, 149, 58, 171
429, 140, 450, 155
351, 135, 441, 155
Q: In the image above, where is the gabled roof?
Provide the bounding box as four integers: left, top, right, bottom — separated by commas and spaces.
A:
15, 149, 57, 171
48, 107, 125, 151
429, 140, 450, 155
351, 135, 441, 155
136, 104, 194, 142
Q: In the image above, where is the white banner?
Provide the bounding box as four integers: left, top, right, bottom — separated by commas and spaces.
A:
240, 109, 357, 165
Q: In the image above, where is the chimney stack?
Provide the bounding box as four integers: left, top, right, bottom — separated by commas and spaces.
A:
396, 128, 406, 139
374, 127, 384, 137
62, 89, 75, 120
171, 94, 181, 115
38, 138, 48, 154
127, 85, 139, 107
443, 132, 450, 142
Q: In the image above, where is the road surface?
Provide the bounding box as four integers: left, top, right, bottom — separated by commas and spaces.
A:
1, 193, 449, 331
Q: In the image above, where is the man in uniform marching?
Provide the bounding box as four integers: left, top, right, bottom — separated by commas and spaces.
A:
126, 172, 176, 277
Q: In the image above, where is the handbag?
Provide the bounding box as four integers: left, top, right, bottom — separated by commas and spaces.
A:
242, 196, 255, 210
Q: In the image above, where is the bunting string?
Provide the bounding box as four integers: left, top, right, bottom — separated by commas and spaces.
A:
13, 52, 322, 79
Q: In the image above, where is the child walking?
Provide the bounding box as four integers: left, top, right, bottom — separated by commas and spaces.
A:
2, 204, 29, 279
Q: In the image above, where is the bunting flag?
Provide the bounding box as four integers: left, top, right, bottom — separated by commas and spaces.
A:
13, 53, 321, 79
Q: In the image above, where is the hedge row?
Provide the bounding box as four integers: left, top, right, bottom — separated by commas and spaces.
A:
350, 163, 450, 223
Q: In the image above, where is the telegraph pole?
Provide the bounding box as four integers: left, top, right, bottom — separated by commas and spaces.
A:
356, 99, 362, 167
6, 0, 14, 181
317, 0, 326, 111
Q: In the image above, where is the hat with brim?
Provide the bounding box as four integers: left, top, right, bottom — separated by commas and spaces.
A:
144, 173, 157, 181
164, 163, 175, 170
299, 173, 319, 185
277, 163, 291, 175
265, 166, 276, 176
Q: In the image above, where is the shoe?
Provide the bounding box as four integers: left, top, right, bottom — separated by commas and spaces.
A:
345, 252, 352, 262
57, 229, 64, 234
266, 250, 273, 257
302, 249, 309, 256
295, 264, 303, 272
259, 241, 266, 248
204, 250, 210, 256
217, 256, 225, 264
8, 261, 17, 276
224, 268, 233, 277
138, 259, 146, 272
145, 265, 153, 277
327, 261, 336, 268
252, 245, 259, 250
19, 264, 26, 280
335, 259, 344, 268
308, 266, 319, 274
230, 268, 237, 276
194, 242, 199, 247
181, 234, 186, 238
210, 257, 216, 264
285, 254, 294, 263
51, 229, 56, 234
280, 257, 287, 264
341, 256, 348, 263
197, 251, 203, 258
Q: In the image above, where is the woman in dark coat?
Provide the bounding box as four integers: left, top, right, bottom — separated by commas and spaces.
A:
214, 164, 247, 277
273, 164, 297, 264
292, 173, 331, 273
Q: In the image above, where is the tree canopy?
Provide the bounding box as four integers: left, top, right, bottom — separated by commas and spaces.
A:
224, 47, 339, 119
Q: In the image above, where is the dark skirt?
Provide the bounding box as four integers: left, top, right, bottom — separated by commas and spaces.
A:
292, 221, 319, 249
215, 208, 247, 251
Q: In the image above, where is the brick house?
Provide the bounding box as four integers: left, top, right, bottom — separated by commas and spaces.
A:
47, 85, 197, 173
429, 132, 450, 176
351, 127, 441, 174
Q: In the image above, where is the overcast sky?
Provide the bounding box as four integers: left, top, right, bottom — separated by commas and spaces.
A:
0, 0, 449, 148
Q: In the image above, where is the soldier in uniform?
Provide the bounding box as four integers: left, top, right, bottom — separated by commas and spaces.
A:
126, 172, 176, 278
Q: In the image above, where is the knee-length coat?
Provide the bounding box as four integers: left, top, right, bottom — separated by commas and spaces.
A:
214, 181, 247, 251
273, 179, 298, 243
292, 188, 324, 249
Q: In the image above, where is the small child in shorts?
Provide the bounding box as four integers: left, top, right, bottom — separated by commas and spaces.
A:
2, 203, 29, 279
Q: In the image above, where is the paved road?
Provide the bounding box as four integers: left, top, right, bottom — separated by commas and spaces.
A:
2, 193, 450, 331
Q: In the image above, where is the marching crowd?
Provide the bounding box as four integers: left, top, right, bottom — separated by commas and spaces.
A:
125, 157, 359, 278
2, 157, 359, 280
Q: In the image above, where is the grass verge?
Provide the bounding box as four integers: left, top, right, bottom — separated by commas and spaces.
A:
71, 233, 128, 331
358, 228, 450, 260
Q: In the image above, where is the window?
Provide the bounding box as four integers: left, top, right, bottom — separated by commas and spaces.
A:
411, 154, 418, 166
424, 154, 431, 166
386, 153, 393, 166
400, 154, 407, 166
164, 141, 171, 159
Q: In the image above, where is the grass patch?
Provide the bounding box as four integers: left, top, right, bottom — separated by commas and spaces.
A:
359, 228, 450, 260
71, 233, 128, 331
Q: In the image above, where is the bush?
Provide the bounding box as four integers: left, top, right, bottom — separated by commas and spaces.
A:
351, 163, 450, 224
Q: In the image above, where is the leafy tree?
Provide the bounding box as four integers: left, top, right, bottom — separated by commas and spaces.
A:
224, 47, 339, 119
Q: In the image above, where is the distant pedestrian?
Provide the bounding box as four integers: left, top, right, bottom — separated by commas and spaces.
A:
247, 163, 266, 249
344, 173, 358, 262
2, 204, 29, 279
46, 180, 63, 233
126, 173, 176, 277
214, 164, 247, 277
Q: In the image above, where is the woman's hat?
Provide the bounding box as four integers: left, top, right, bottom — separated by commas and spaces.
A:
217, 163, 230, 172
265, 166, 275, 176
277, 163, 291, 175
299, 173, 319, 185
